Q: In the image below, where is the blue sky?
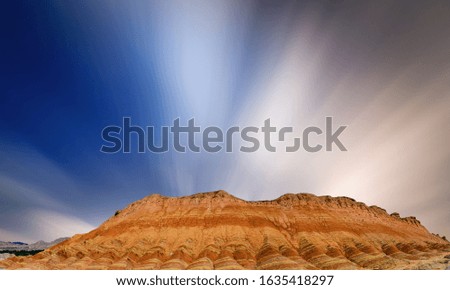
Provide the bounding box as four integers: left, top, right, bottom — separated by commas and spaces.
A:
1, 0, 449, 242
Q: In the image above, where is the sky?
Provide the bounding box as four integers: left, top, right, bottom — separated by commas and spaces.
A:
0, 0, 449, 243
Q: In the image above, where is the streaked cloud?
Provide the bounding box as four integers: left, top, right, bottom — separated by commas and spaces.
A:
1, 1, 448, 242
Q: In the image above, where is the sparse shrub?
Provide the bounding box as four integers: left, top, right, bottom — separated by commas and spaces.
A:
0, 250, 43, 256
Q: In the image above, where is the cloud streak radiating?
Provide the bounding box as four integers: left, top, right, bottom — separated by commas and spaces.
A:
1, 1, 449, 241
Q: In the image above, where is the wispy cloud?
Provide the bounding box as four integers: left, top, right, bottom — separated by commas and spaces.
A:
0, 143, 95, 243
1, 1, 449, 243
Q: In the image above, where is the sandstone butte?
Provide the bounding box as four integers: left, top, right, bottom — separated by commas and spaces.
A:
1, 190, 449, 270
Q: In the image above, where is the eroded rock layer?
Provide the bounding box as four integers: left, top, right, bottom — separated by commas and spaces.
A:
2, 191, 449, 269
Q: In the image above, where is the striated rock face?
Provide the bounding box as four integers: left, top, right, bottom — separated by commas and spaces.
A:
1, 190, 449, 270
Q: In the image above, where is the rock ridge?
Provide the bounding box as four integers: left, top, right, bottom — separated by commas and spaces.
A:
1, 190, 448, 270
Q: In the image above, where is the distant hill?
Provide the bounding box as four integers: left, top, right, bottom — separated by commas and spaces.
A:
0, 238, 68, 252
11, 242, 28, 245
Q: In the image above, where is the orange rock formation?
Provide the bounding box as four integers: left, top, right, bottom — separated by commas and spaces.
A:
2, 190, 449, 269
